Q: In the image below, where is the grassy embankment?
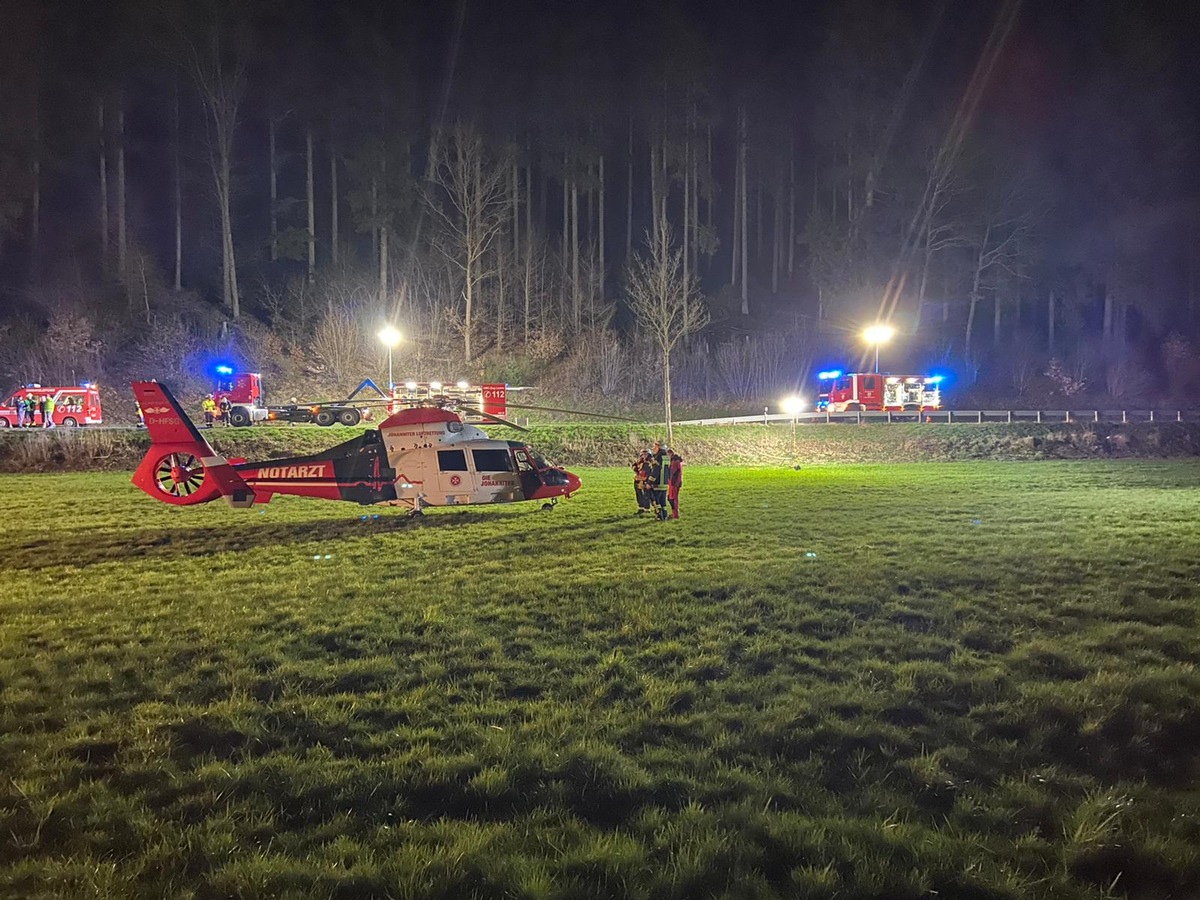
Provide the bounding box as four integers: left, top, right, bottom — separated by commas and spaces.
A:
3, 419, 1200, 473
2, 462, 1200, 899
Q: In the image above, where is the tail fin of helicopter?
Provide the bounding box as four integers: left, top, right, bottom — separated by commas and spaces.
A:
131, 381, 256, 507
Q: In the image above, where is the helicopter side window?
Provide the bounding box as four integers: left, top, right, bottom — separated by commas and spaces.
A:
472, 448, 512, 472
436, 449, 468, 471
514, 450, 534, 473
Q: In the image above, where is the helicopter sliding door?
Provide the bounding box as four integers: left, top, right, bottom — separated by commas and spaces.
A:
435, 448, 472, 501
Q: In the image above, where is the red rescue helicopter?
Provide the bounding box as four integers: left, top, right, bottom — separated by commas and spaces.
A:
131, 380, 583, 515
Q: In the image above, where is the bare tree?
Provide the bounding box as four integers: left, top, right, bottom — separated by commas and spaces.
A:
626, 220, 710, 444
175, 1, 248, 319
427, 123, 511, 362
964, 174, 1039, 360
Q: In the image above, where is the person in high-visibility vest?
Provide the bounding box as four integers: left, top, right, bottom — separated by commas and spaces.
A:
647, 440, 670, 520
43, 395, 56, 428
201, 396, 217, 428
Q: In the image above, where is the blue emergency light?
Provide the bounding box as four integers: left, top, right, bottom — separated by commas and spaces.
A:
817, 369, 842, 380
215, 365, 234, 375
925, 375, 944, 384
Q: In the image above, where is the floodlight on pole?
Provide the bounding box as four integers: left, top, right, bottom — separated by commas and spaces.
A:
781, 395, 805, 450
377, 326, 402, 389
862, 324, 895, 373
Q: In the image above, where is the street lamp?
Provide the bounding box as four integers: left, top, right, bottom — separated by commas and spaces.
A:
862, 324, 895, 373
377, 325, 402, 389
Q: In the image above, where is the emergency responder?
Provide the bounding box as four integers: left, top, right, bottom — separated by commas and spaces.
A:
202, 395, 217, 427
43, 394, 56, 427
667, 450, 684, 519
218, 395, 232, 425
25, 396, 37, 426
36, 395, 47, 427
632, 450, 652, 514
648, 440, 669, 520
135, 400, 145, 428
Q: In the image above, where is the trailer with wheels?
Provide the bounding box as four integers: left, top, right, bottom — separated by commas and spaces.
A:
213, 370, 379, 427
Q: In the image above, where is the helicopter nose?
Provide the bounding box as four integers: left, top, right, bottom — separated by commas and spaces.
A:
564, 471, 581, 496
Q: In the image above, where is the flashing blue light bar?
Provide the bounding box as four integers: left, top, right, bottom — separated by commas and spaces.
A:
215, 365, 234, 375
817, 369, 842, 380
926, 375, 943, 384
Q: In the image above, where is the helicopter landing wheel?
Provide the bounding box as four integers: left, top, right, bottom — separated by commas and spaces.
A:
406, 507, 425, 519
541, 500, 557, 511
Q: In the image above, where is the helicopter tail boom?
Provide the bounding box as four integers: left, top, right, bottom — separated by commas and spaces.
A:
131, 381, 256, 507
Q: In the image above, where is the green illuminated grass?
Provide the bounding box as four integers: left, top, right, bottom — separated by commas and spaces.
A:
2, 462, 1200, 899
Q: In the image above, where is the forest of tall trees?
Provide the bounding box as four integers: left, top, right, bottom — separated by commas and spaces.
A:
0, 0, 1198, 409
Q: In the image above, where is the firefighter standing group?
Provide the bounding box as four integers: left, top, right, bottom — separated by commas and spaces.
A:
201, 395, 233, 427
13, 394, 56, 427
632, 439, 684, 520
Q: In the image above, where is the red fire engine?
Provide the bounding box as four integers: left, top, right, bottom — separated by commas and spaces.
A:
816, 371, 942, 412
0, 383, 104, 427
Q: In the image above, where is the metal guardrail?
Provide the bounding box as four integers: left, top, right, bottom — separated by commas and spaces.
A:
674, 409, 1199, 426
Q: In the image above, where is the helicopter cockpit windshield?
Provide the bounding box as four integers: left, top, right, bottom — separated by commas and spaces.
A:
510, 444, 570, 485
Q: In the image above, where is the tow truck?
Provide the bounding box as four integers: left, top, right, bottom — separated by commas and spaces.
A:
815, 370, 942, 412
213, 369, 511, 427
212, 369, 371, 427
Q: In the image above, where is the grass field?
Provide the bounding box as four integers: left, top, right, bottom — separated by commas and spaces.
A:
2, 462, 1200, 899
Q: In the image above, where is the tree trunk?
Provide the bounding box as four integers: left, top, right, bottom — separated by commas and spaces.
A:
599, 153, 605, 299
755, 181, 763, 263
306, 127, 315, 282
511, 160, 519, 264
772, 173, 781, 294
663, 350, 673, 446
650, 142, 659, 245
993, 292, 1001, 346
370, 175, 378, 267
787, 152, 795, 278
269, 115, 278, 262
561, 151, 568, 264
705, 122, 713, 236
730, 132, 740, 287
686, 133, 696, 292
626, 117, 634, 262
966, 259, 983, 361
173, 78, 182, 290
739, 109, 748, 316
525, 154, 532, 345
496, 236, 505, 350
330, 140, 339, 267
379, 226, 388, 300
571, 179, 580, 329
99, 99, 108, 271
31, 87, 40, 260
117, 97, 127, 282
1048, 290, 1056, 352
1103, 283, 1114, 343
219, 145, 240, 318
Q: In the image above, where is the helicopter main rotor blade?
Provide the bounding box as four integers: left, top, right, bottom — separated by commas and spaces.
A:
502, 402, 635, 422
458, 406, 530, 431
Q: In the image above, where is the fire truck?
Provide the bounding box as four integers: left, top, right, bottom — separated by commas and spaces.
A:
388, 380, 509, 420
0, 383, 104, 427
815, 370, 942, 412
